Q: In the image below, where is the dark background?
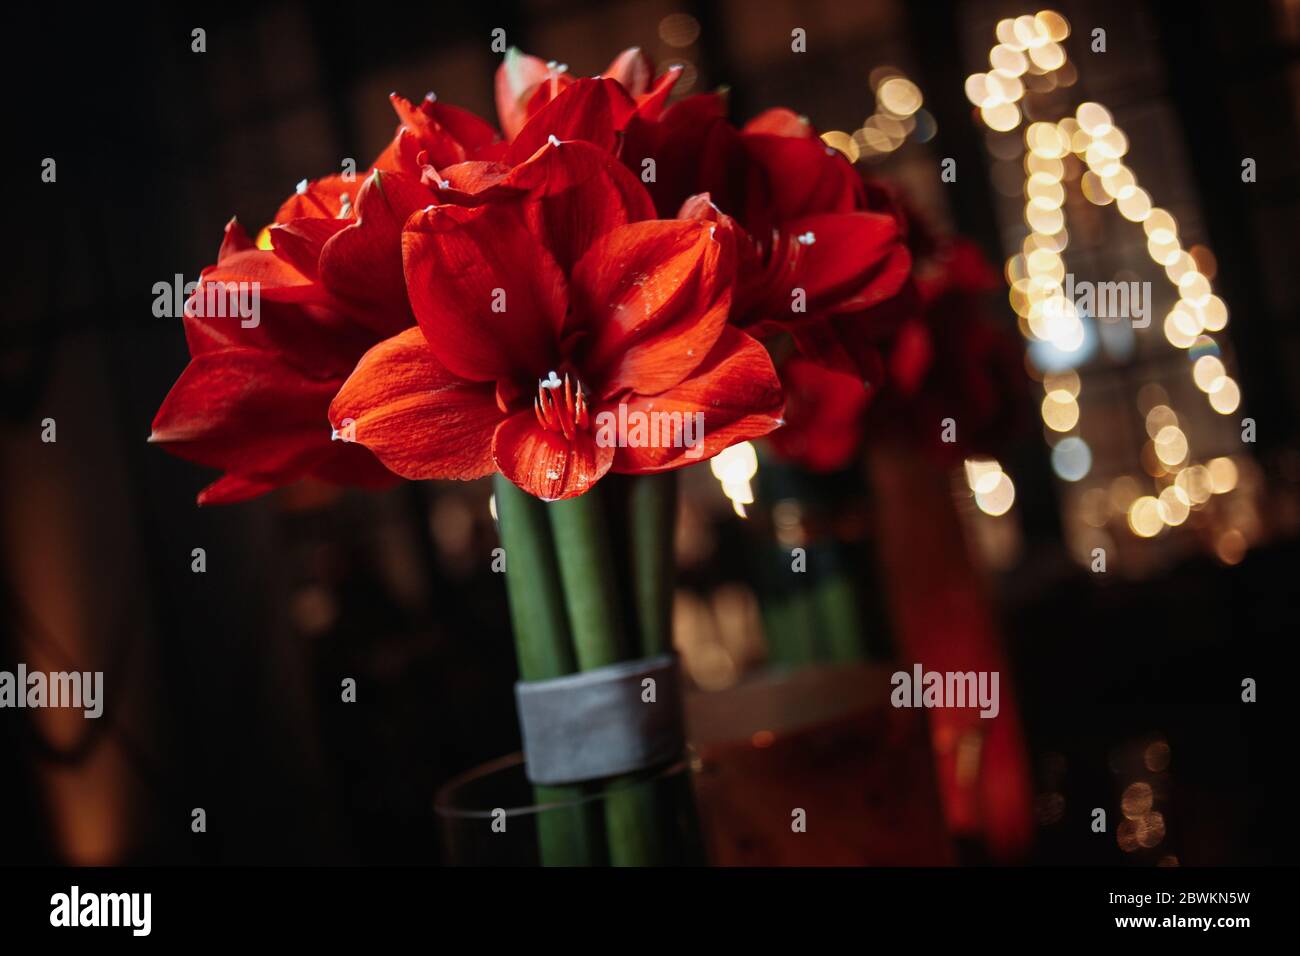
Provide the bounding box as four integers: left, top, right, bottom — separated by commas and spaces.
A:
3, 0, 1298, 865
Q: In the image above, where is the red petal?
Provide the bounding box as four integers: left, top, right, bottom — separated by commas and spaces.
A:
663, 91, 728, 124
888, 317, 934, 396
402, 201, 567, 382
197, 245, 324, 305
743, 108, 814, 138
269, 217, 351, 280
492, 410, 614, 501
328, 327, 499, 480
191, 429, 396, 507
495, 48, 553, 141
741, 132, 864, 225
785, 212, 912, 314
218, 218, 255, 259
635, 66, 683, 121
197, 473, 281, 506
506, 78, 637, 164
377, 94, 500, 174
181, 283, 374, 379
438, 160, 511, 196
573, 219, 733, 397
603, 47, 653, 96
439, 139, 656, 252
373, 126, 426, 180
427, 101, 500, 155
275, 175, 351, 222
610, 327, 784, 473
789, 314, 893, 383
502, 139, 656, 271
625, 97, 759, 220
766, 356, 872, 473
150, 348, 338, 476
319, 169, 432, 337
176, 225, 379, 379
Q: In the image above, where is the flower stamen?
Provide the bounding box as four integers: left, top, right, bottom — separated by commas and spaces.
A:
534, 372, 588, 440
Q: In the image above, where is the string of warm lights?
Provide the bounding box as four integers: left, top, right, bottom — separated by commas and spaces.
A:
822, 70, 937, 162
716, 10, 1246, 546
967, 10, 1246, 543
821, 74, 1019, 518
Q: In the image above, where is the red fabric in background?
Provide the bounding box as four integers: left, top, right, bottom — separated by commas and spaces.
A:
870, 446, 1034, 861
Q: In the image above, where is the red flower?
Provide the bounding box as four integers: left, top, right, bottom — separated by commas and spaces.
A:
153, 67, 657, 504
766, 356, 874, 473
488, 44, 912, 369
329, 141, 783, 501
868, 239, 1028, 463
769, 233, 1025, 472
149, 218, 401, 504
149, 94, 503, 504
486, 46, 913, 387
622, 95, 913, 380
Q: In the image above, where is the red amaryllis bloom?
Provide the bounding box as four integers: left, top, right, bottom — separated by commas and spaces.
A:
621, 93, 913, 379
329, 143, 783, 501
153, 134, 647, 504
151, 53, 644, 502
149, 218, 401, 504
868, 238, 1028, 463
486, 45, 912, 384
678, 187, 913, 381
150, 83, 509, 504
271, 91, 618, 337
770, 232, 1025, 473
150, 93, 476, 504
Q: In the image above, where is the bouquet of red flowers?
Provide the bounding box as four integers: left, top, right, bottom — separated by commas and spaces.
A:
150, 47, 915, 865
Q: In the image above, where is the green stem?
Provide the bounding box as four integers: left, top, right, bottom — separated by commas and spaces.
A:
606, 473, 690, 864
530, 783, 605, 866
784, 575, 821, 665
761, 547, 820, 667
493, 475, 602, 865
629, 473, 678, 657
813, 555, 864, 663
549, 485, 671, 865
760, 588, 802, 668
548, 488, 625, 669
494, 475, 573, 680
603, 776, 671, 866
